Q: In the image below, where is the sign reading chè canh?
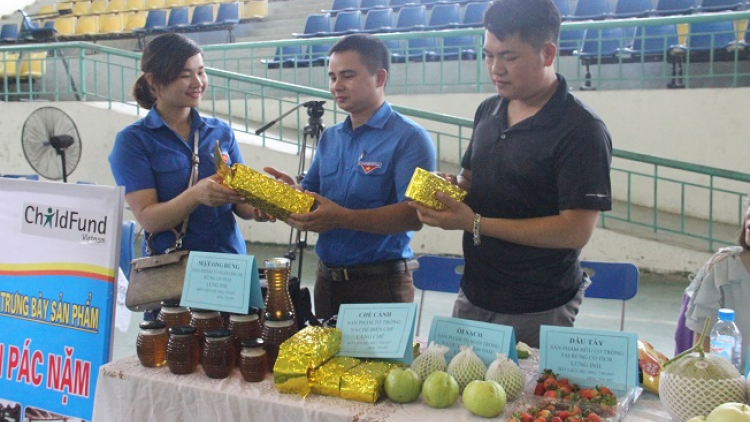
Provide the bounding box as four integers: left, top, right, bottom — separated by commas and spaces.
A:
539, 326, 639, 389
337, 303, 417, 364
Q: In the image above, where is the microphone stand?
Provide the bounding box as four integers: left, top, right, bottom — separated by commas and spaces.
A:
256, 100, 326, 283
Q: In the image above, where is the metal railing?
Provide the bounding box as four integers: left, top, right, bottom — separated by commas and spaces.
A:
1, 20, 750, 251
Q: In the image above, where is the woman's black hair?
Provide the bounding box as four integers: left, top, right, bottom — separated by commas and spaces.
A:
132, 33, 202, 109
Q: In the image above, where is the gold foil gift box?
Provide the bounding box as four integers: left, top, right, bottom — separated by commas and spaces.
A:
405, 167, 467, 211
273, 326, 342, 395
309, 356, 362, 397
339, 360, 399, 403
214, 142, 314, 220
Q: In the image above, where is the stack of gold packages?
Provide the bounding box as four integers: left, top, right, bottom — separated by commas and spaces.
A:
405, 167, 467, 211
214, 141, 315, 220
309, 356, 362, 397
273, 326, 342, 396
339, 360, 399, 403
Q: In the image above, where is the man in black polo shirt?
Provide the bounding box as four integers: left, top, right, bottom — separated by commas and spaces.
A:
409, 0, 612, 347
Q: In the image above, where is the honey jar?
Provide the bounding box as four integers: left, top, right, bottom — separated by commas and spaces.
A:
239, 338, 267, 383
136, 320, 168, 368
167, 326, 198, 375
202, 328, 234, 379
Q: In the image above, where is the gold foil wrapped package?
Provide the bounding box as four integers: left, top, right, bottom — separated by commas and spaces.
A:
214, 142, 314, 220
273, 326, 342, 395
405, 167, 467, 211
339, 360, 398, 403
309, 356, 362, 397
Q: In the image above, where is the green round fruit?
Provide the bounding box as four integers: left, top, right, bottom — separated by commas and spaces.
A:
462, 380, 507, 418
384, 368, 422, 403
421, 371, 459, 408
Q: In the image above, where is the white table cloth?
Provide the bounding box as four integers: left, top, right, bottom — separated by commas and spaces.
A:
92, 352, 673, 422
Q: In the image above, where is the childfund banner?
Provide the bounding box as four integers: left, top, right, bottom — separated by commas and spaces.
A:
0, 179, 123, 422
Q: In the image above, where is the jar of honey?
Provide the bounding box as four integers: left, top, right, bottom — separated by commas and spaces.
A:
158, 299, 191, 329
189, 308, 223, 362
228, 307, 261, 362
136, 320, 168, 368
202, 328, 234, 379
261, 311, 297, 373
167, 326, 198, 375
239, 338, 267, 383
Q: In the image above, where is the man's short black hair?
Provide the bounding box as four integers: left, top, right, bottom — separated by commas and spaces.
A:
483, 0, 561, 50
328, 33, 390, 74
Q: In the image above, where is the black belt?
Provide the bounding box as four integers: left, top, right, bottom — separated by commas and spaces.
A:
319, 259, 419, 282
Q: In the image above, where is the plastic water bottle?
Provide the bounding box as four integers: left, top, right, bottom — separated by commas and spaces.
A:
710, 308, 743, 372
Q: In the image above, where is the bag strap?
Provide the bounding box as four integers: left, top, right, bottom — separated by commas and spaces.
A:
146, 131, 200, 255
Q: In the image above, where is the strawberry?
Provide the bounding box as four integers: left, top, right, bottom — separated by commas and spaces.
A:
536, 409, 553, 419
519, 411, 535, 422
551, 418, 563, 422
533, 418, 547, 422
543, 377, 559, 390
597, 386, 613, 396
555, 410, 571, 419
578, 388, 598, 400
534, 382, 547, 396
585, 413, 604, 422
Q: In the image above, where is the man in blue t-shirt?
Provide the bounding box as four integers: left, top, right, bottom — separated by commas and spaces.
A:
266, 34, 436, 320
409, 0, 612, 347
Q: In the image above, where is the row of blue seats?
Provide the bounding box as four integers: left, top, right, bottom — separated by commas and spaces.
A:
133, 2, 241, 47
324, 0, 475, 15
557, 0, 748, 21
295, 2, 488, 39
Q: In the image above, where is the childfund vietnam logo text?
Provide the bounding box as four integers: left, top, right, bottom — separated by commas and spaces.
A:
21, 202, 109, 245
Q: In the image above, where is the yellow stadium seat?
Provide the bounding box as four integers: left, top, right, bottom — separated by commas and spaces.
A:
145, 0, 165, 9
76, 15, 99, 36
54, 16, 78, 37
99, 13, 124, 34
19, 51, 48, 79
37, 5, 57, 17
0, 52, 20, 79
90, 0, 109, 14
107, 0, 126, 12
72, 1, 92, 16
125, 0, 146, 10
164, 0, 187, 7
124, 11, 148, 31
244, 0, 267, 19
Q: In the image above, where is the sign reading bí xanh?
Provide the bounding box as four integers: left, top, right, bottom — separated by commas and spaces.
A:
0, 179, 122, 422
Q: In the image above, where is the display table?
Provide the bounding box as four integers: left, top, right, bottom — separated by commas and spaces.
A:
92, 353, 672, 422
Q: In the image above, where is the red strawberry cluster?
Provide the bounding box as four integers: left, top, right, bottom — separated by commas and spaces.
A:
504, 369, 619, 422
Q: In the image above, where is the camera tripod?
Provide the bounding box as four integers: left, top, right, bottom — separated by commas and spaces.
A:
255, 100, 326, 282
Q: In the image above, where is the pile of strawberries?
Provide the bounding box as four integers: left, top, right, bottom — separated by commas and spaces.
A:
504, 369, 619, 422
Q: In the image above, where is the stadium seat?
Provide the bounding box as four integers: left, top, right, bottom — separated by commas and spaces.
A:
698, 0, 743, 12
569, 0, 610, 21
145, 0, 166, 9
558, 26, 584, 55
299, 40, 332, 67
394, 4, 426, 31
54, 16, 78, 37
72, 1, 92, 16
611, 0, 652, 18
37, 5, 58, 18
124, 11, 149, 32
411, 255, 463, 336
75, 15, 99, 37
653, 0, 696, 16
322, 0, 358, 16
90, 0, 109, 15
362, 7, 394, 34
261, 44, 305, 68
0, 52, 20, 79
359, 0, 388, 12
107, 0, 127, 13
166, 6, 190, 28
391, 6, 437, 62
626, 24, 684, 88
458, 1, 490, 28
551, 0, 571, 20
164, 0, 187, 6
426, 3, 460, 30
138, 8, 168, 30
293, 13, 332, 38
683, 19, 738, 60
577, 27, 632, 90
388, 0, 413, 12
18, 11, 57, 42
58, 2, 75, 14
99, 13, 125, 34
243, 0, 268, 20
19, 51, 48, 80
331, 10, 362, 36
0, 24, 18, 43
190, 4, 215, 25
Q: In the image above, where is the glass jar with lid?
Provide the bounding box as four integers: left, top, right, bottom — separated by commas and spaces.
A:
239, 338, 267, 382
136, 320, 168, 368
261, 311, 297, 373
158, 299, 191, 329
166, 326, 198, 375
202, 328, 234, 379
189, 308, 223, 362
228, 307, 262, 362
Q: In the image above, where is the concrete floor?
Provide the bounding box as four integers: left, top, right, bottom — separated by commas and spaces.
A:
112, 242, 688, 362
